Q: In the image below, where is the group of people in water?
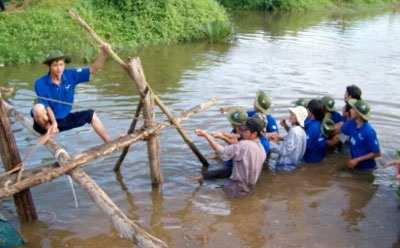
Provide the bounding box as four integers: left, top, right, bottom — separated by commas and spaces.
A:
191, 85, 387, 197
31, 44, 399, 198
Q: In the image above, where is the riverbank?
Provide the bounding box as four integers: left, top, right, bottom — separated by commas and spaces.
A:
0, 0, 230, 65
0, 0, 398, 65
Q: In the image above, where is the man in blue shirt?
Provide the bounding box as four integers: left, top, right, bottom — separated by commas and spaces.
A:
31, 43, 112, 142
339, 99, 381, 170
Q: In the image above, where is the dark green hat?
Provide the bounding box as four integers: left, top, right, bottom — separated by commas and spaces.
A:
227, 109, 248, 126
322, 96, 335, 112
292, 98, 308, 108
43, 50, 71, 64
254, 90, 271, 115
348, 99, 371, 121
321, 117, 335, 138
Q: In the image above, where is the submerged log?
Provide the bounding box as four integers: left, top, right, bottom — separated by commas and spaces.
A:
69, 8, 209, 167
0, 97, 216, 197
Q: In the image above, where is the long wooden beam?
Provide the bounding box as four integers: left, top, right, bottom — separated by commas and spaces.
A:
1, 100, 168, 247
0, 98, 216, 197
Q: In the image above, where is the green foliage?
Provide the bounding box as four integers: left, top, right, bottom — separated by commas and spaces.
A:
395, 150, 400, 158
0, 0, 230, 65
201, 21, 234, 43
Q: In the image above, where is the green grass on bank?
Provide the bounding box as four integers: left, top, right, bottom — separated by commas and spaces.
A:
0, 0, 230, 65
0, 0, 398, 65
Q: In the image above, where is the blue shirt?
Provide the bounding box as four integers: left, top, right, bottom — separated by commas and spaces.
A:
330, 111, 345, 123
34, 68, 91, 119
247, 110, 279, 133
341, 119, 380, 170
303, 119, 327, 163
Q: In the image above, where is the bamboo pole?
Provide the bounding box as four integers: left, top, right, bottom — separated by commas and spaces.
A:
127, 57, 162, 185
0, 98, 37, 221
68, 9, 209, 167
0, 98, 216, 197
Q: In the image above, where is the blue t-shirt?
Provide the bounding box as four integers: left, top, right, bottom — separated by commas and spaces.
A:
330, 111, 345, 123
341, 119, 380, 170
247, 110, 279, 133
303, 119, 327, 163
34, 68, 91, 119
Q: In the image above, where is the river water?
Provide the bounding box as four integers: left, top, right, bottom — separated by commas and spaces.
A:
1, 8, 400, 248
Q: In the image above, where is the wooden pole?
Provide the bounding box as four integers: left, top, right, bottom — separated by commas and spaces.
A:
47, 143, 168, 248
0, 97, 37, 221
127, 58, 162, 185
0, 100, 168, 247
114, 99, 143, 171
69, 9, 209, 167
0, 98, 217, 197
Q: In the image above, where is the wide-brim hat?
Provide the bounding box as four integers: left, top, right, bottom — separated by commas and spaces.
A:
43, 50, 71, 64
227, 109, 248, 126
289, 106, 308, 127
292, 98, 308, 108
348, 99, 370, 121
254, 90, 271, 115
321, 116, 335, 138
322, 96, 335, 112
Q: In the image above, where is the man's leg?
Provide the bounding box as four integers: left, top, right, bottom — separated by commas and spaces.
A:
32, 104, 51, 132
91, 112, 111, 142
0, 0, 5, 11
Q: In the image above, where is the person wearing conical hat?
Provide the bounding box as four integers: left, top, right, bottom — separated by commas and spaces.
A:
338, 99, 381, 170
269, 106, 307, 172
31, 43, 114, 143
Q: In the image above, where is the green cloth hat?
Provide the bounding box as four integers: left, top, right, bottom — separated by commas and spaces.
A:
348, 99, 371, 121
227, 109, 248, 126
321, 116, 335, 138
322, 96, 335, 112
43, 50, 71, 64
292, 98, 308, 108
254, 90, 271, 114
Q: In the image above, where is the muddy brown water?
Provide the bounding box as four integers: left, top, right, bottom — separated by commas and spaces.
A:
1, 9, 400, 248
